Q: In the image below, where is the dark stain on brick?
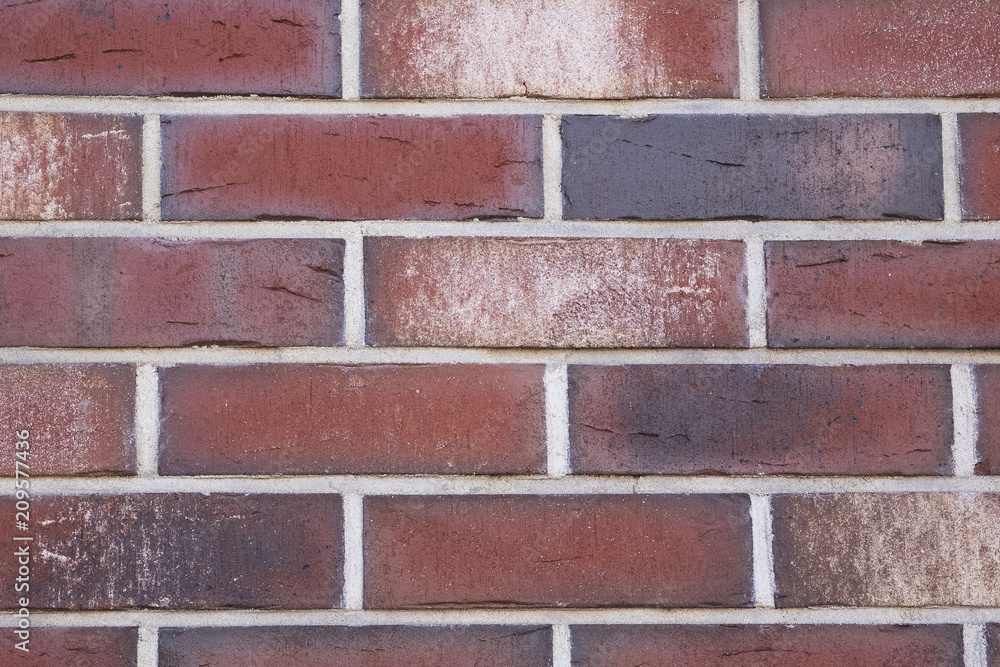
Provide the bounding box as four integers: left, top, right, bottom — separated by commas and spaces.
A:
0, 494, 343, 610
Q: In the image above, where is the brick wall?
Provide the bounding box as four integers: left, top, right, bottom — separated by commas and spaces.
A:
2, 1, 1000, 665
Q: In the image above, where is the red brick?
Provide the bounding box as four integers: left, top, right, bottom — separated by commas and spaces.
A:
360, 0, 738, 99
159, 626, 551, 667
0, 364, 135, 476
975, 366, 1000, 475
365, 238, 747, 348
160, 116, 542, 221
572, 625, 963, 667
0, 494, 342, 610
364, 495, 752, 608
0, 113, 141, 220
760, 0, 1000, 97
772, 493, 1000, 607
959, 114, 1000, 221
569, 365, 952, 476
0, 0, 340, 96
767, 241, 1000, 348
159, 364, 546, 475
0, 627, 137, 666
0, 237, 343, 347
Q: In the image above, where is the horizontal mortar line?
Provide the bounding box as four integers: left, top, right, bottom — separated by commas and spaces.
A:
3, 220, 1000, 241
12, 475, 1000, 496
4, 607, 1000, 627
5, 347, 1000, 366
5, 95, 1000, 116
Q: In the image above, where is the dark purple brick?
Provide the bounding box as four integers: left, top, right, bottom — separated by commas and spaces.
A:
569, 364, 953, 476
562, 115, 942, 221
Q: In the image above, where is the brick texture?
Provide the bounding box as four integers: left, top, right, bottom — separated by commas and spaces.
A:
568, 365, 953, 476
360, 0, 738, 99
571, 624, 964, 667
0, 494, 342, 609
0, 113, 141, 220
561, 115, 943, 221
0, 0, 340, 96
0, 627, 138, 667
160, 115, 542, 221
772, 493, 1000, 607
0, 364, 135, 476
159, 626, 552, 667
975, 366, 1000, 475
959, 114, 1000, 221
364, 495, 752, 608
365, 237, 747, 348
760, 0, 1000, 98
159, 364, 546, 475
0, 237, 344, 347
989, 624, 1000, 667
767, 241, 1000, 348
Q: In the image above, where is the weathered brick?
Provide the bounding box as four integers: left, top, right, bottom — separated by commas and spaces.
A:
959, 114, 1000, 220
0, 494, 342, 610
772, 493, 1000, 607
0, 364, 135, 476
569, 365, 952, 476
562, 115, 943, 221
159, 364, 546, 475
360, 0, 738, 99
0, 113, 141, 220
975, 366, 1000, 475
159, 626, 551, 666
160, 116, 542, 221
0, 237, 344, 347
988, 624, 1000, 667
572, 624, 963, 667
767, 241, 1000, 348
760, 0, 1000, 98
0, 0, 340, 96
365, 238, 747, 348
0, 627, 138, 667
364, 495, 752, 608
